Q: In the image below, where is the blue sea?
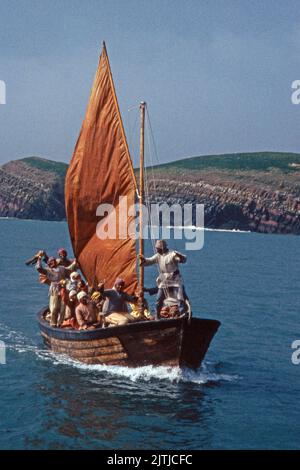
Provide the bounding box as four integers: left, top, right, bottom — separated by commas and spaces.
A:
0, 218, 299, 450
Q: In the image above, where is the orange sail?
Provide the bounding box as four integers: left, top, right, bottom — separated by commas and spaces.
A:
65, 43, 138, 292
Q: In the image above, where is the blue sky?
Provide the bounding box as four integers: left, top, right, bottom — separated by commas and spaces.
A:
0, 0, 300, 167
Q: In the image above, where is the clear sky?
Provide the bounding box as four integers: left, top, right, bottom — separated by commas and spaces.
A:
1, 0, 300, 167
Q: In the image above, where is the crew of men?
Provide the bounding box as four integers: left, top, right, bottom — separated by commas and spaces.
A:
30, 240, 190, 329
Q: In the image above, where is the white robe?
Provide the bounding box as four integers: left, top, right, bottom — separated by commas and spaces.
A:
144, 250, 186, 293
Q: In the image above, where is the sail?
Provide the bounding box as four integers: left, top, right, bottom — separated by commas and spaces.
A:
65, 43, 138, 292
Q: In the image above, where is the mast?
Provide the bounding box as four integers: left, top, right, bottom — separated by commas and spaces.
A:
138, 101, 146, 314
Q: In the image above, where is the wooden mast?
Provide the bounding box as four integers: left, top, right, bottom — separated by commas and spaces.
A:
138, 101, 146, 314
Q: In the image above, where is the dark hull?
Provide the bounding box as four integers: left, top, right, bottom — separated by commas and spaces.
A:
37, 308, 220, 369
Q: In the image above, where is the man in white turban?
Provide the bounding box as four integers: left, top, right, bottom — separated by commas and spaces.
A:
139, 240, 188, 317
75, 292, 99, 330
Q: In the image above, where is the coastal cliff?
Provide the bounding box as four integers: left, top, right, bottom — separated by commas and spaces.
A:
1, 152, 300, 234
148, 152, 300, 234
0, 157, 66, 220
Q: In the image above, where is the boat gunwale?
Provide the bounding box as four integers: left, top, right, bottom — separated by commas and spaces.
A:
37, 306, 221, 341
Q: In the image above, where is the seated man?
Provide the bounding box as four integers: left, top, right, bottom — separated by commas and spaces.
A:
90, 291, 105, 327
101, 278, 137, 326
129, 298, 153, 321
75, 291, 99, 330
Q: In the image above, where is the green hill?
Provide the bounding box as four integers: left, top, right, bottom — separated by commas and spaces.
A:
19, 156, 68, 178
17, 151, 300, 176
154, 151, 300, 173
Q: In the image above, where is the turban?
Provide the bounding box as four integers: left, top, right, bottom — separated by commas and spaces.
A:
77, 291, 87, 301
70, 271, 81, 281
91, 291, 101, 302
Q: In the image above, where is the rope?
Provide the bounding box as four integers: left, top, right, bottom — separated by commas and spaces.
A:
127, 106, 139, 165
144, 105, 186, 301
143, 106, 169, 300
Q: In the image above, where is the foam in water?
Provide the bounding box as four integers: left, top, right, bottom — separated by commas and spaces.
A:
148, 224, 250, 234
36, 348, 238, 385
0, 322, 238, 386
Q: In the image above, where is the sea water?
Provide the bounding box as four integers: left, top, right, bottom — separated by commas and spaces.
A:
0, 218, 299, 449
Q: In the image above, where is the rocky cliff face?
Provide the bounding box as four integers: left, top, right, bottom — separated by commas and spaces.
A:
0, 158, 66, 220
147, 171, 300, 234
1, 153, 300, 234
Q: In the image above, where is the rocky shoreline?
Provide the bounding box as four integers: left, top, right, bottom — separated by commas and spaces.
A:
149, 176, 300, 235
1, 154, 300, 235
0, 158, 66, 221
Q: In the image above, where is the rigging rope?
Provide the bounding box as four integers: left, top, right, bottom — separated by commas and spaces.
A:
144, 105, 186, 301
127, 106, 139, 166
143, 106, 169, 300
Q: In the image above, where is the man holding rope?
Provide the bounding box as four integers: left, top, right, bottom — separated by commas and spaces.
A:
139, 239, 188, 318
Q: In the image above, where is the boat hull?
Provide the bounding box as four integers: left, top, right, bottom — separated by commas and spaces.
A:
37, 308, 220, 369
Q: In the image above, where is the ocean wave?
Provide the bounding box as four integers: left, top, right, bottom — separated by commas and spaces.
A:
160, 225, 250, 233
185, 226, 250, 234
204, 227, 250, 233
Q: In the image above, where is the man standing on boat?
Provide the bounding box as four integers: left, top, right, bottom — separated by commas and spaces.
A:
36, 256, 77, 327
139, 240, 188, 318
42, 248, 74, 270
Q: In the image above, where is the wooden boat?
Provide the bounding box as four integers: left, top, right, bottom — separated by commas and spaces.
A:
38, 307, 220, 368
37, 42, 221, 368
